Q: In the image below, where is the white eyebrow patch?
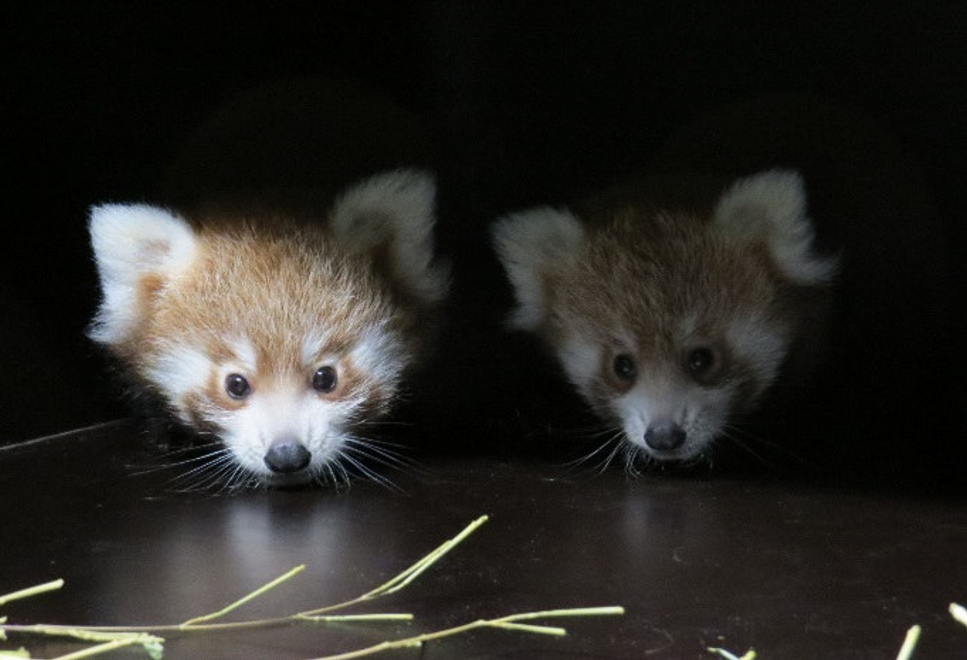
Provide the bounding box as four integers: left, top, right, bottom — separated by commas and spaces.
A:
228, 335, 258, 373
302, 329, 334, 367
676, 312, 700, 342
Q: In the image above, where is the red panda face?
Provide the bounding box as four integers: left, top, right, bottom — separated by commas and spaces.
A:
547, 215, 791, 463
552, 307, 791, 464
493, 170, 836, 469
89, 170, 447, 488
144, 318, 408, 487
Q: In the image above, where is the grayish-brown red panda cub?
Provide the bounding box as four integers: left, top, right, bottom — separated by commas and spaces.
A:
88, 170, 448, 487
491, 170, 837, 466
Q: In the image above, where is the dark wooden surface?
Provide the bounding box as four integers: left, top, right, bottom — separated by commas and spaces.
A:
1, 422, 965, 659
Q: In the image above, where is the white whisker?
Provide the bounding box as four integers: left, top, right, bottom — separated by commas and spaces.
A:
561, 425, 629, 475
335, 450, 402, 492
342, 436, 411, 470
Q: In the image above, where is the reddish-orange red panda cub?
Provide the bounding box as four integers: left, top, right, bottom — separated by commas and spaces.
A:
492, 170, 837, 467
89, 170, 448, 487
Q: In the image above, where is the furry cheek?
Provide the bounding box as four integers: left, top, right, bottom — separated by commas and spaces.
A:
347, 326, 408, 394
726, 316, 789, 402
555, 332, 602, 398
143, 344, 215, 424
680, 390, 733, 455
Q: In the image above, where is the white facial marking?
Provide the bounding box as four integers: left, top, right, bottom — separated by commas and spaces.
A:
227, 335, 258, 374
350, 324, 406, 389
205, 325, 405, 484
727, 316, 787, 396
218, 385, 353, 480
676, 313, 700, 344
151, 323, 410, 485
301, 329, 333, 368
145, 344, 212, 421
613, 375, 733, 462
556, 332, 602, 395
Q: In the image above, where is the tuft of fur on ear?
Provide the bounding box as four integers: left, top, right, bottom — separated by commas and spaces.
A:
88, 203, 198, 346
491, 207, 585, 330
712, 169, 838, 286
330, 169, 449, 307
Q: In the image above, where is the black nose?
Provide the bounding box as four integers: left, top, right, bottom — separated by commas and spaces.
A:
644, 424, 686, 451
264, 441, 311, 473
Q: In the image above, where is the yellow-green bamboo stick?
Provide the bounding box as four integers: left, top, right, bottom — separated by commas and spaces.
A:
180, 565, 306, 628
951, 603, 967, 628
0, 648, 29, 659
708, 647, 756, 660
47, 638, 145, 660
0, 517, 490, 637
0, 581, 64, 608
299, 515, 489, 617
895, 625, 921, 660
15, 627, 163, 657
304, 605, 625, 660
369, 515, 490, 597
295, 614, 414, 623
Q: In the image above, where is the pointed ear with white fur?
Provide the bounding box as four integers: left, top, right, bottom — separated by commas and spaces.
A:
88, 203, 198, 346
712, 169, 838, 286
330, 169, 449, 306
491, 206, 585, 330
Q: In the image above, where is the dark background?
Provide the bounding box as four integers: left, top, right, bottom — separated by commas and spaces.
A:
3, 3, 965, 490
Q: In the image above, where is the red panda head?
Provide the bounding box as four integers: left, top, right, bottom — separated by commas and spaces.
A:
89, 170, 448, 487
493, 170, 837, 465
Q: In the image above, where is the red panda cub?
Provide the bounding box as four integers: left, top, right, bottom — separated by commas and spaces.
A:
89, 170, 448, 487
492, 170, 837, 467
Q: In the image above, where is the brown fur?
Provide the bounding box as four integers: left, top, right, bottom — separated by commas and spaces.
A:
543, 206, 793, 405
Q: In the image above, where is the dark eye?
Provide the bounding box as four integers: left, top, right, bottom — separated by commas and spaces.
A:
685, 347, 715, 378
312, 366, 338, 393
613, 354, 637, 382
225, 373, 251, 400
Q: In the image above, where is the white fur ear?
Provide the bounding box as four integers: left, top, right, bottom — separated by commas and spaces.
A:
330, 169, 448, 306
491, 206, 585, 330
712, 169, 837, 286
88, 203, 198, 345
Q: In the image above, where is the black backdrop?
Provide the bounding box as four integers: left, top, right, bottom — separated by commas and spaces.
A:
4, 2, 965, 490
